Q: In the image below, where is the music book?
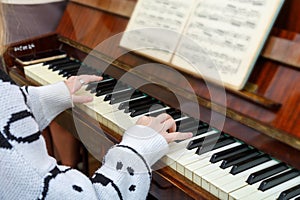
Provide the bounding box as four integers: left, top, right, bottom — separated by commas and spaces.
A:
120, 0, 285, 90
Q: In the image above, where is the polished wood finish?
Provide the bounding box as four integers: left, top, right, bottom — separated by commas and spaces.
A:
3, 0, 300, 199
71, 0, 137, 17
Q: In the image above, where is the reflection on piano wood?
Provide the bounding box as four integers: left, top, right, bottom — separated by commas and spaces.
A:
3, 0, 300, 199
21, 53, 300, 200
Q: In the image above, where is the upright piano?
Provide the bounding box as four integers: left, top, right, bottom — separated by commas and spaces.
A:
3, 0, 300, 199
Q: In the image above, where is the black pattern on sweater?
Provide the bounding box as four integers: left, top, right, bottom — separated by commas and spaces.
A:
116, 145, 152, 178
3, 110, 41, 143
91, 173, 123, 200
38, 166, 73, 200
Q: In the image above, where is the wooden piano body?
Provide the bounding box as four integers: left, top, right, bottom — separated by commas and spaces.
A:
3, 0, 300, 199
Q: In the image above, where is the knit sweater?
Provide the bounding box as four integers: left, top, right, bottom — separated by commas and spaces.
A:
0, 70, 168, 200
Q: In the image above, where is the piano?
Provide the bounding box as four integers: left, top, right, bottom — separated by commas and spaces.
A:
3, 0, 300, 199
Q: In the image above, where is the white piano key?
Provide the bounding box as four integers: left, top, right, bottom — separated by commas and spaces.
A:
290, 195, 300, 200
239, 176, 300, 200
215, 160, 279, 200
229, 169, 291, 200
177, 142, 240, 177
24, 64, 65, 85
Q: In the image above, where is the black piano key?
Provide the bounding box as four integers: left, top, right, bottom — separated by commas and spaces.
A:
168, 110, 183, 120
110, 91, 144, 104
59, 67, 80, 76
178, 120, 202, 130
118, 96, 152, 110
278, 184, 300, 200
88, 78, 114, 93
104, 88, 135, 101
230, 154, 271, 175
128, 99, 161, 113
85, 81, 100, 91
176, 117, 198, 129
220, 149, 260, 169
58, 63, 81, 72
47, 57, 71, 68
96, 83, 128, 96
181, 122, 209, 133
187, 133, 225, 150
93, 79, 117, 93
258, 169, 300, 191
51, 61, 80, 71
195, 137, 236, 155
246, 162, 289, 185
130, 103, 165, 117
210, 143, 249, 163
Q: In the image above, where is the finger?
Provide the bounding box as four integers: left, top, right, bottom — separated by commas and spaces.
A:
72, 95, 93, 104
164, 132, 193, 143
155, 113, 173, 123
78, 75, 102, 84
136, 115, 152, 126
160, 117, 176, 132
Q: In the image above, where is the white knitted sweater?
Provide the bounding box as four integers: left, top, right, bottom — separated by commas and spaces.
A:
0, 71, 168, 200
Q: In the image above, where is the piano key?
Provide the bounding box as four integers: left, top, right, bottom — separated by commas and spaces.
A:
119, 96, 152, 110
186, 132, 224, 150
176, 117, 199, 130
183, 142, 241, 181
51, 60, 80, 71
88, 78, 115, 93
57, 63, 81, 72
278, 184, 300, 200
59, 68, 80, 77
130, 103, 166, 117
210, 143, 250, 163
46, 57, 72, 68
294, 195, 300, 200
229, 168, 291, 200
163, 129, 220, 170
246, 162, 289, 185
104, 88, 135, 101
220, 149, 260, 169
207, 160, 279, 199
24, 63, 66, 85
177, 140, 240, 177
239, 176, 300, 200
180, 122, 209, 135
96, 84, 129, 96
195, 137, 236, 155
258, 169, 300, 191
91, 79, 117, 93
110, 91, 144, 104
230, 154, 271, 175
126, 98, 160, 112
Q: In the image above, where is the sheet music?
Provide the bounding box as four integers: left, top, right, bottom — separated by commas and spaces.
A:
120, 0, 195, 62
121, 0, 285, 90
172, 0, 285, 89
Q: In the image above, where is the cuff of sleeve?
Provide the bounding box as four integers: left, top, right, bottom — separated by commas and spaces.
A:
119, 125, 168, 167
28, 81, 72, 130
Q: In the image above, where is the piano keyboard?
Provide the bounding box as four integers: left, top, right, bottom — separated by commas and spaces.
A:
24, 56, 300, 200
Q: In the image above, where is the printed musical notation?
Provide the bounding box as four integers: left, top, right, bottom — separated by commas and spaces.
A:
120, 0, 285, 90
120, 0, 193, 62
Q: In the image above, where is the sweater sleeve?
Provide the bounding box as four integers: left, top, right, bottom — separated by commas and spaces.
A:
21, 81, 72, 130
92, 125, 169, 200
